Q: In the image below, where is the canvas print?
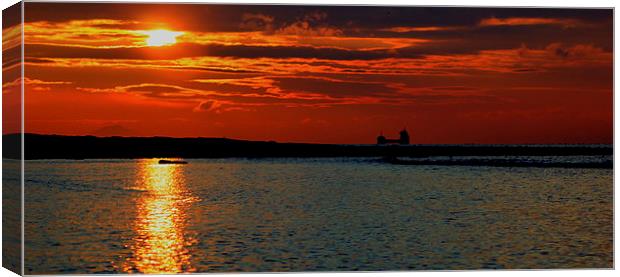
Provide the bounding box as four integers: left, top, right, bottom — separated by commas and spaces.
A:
1, 1, 613, 274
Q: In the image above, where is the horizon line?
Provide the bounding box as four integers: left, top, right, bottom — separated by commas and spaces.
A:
2, 133, 613, 146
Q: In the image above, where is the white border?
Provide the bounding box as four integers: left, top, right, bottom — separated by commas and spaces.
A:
12, 0, 620, 8
0, 1, 617, 277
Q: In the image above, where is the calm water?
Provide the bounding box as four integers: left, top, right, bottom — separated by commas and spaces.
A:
23, 158, 613, 273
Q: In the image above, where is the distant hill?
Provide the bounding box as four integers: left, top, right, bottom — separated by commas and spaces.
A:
1, 133, 613, 160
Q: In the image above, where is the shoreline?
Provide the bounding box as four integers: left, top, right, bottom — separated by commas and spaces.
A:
382, 157, 613, 169
2, 134, 613, 160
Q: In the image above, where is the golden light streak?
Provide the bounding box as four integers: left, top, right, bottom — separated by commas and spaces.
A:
124, 159, 197, 274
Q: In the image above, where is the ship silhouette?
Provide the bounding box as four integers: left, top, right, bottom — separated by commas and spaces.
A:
377, 129, 410, 145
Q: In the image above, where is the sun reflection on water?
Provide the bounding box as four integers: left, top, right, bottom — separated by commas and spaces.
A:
125, 159, 197, 274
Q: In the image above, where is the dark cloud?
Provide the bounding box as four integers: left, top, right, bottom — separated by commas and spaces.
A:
430, 86, 477, 91
197, 100, 219, 112
554, 47, 570, 58
405, 94, 503, 105
24, 3, 611, 33
373, 22, 611, 51
25, 58, 55, 64
23, 3, 613, 56
239, 13, 275, 32
272, 77, 399, 98
512, 68, 539, 73
188, 81, 272, 96
210, 94, 338, 105
26, 37, 611, 64
2, 46, 22, 69
25, 42, 419, 60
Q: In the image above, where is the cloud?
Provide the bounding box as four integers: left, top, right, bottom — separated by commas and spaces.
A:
24, 58, 56, 64
277, 11, 343, 37
240, 11, 343, 37
194, 100, 222, 112
2, 45, 22, 69
191, 77, 281, 96
272, 76, 400, 98
77, 83, 211, 100
24, 78, 72, 85
124, 84, 183, 93
380, 26, 465, 33
24, 19, 150, 48
193, 75, 402, 100
192, 76, 394, 104
479, 17, 581, 28
240, 13, 275, 32
544, 43, 607, 59
2, 24, 22, 50
25, 18, 426, 53
26, 42, 415, 61
4, 77, 72, 91
430, 86, 477, 91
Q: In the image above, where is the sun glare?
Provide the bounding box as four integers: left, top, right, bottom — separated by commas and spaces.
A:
142, 29, 183, 47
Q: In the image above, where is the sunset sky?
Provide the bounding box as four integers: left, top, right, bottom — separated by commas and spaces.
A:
2, 3, 613, 144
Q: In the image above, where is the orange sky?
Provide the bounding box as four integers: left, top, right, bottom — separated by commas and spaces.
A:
2, 4, 613, 144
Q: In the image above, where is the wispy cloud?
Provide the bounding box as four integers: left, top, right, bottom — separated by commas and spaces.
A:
380, 26, 465, 32
478, 17, 581, 28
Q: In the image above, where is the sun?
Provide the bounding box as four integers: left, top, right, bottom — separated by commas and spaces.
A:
142, 29, 184, 47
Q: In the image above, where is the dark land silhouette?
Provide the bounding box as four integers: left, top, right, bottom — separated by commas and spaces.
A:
2, 134, 612, 165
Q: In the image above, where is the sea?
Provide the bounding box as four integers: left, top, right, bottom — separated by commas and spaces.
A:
5, 154, 613, 273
